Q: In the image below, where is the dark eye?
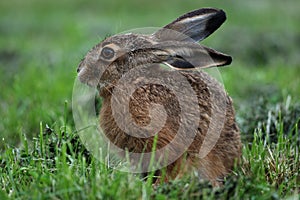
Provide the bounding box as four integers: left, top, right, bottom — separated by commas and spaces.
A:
101, 47, 115, 59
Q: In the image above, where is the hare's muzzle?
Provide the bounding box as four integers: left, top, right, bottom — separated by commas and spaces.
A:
77, 66, 82, 73
77, 60, 84, 73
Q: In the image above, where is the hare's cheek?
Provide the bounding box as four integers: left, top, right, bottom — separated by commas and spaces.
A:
100, 65, 119, 81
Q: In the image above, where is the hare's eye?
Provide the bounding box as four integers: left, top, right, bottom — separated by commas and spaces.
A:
101, 47, 115, 60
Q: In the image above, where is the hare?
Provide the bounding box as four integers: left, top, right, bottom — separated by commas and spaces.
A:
77, 8, 242, 185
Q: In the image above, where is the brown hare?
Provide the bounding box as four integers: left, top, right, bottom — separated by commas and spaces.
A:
77, 8, 242, 186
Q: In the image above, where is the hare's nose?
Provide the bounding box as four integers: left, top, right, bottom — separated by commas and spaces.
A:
77, 66, 82, 73
77, 62, 84, 73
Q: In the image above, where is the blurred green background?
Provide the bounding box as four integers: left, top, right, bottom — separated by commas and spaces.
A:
0, 0, 299, 147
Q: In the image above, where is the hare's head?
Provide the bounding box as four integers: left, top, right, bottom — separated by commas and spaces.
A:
77, 8, 232, 92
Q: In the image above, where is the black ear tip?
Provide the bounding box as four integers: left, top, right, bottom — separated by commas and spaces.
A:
219, 9, 227, 21
225, 55, 232, 65
206, 9, 227, 31
219, 55, 232, 66
208, 50, 232, 67
219, 9, 226, 16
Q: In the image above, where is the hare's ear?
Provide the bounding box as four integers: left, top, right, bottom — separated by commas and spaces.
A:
154, 8, 227, 42
151, 42, 232, 69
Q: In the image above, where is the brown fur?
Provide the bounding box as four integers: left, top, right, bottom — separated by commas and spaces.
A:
77, 8, 242, 185
98, 67, 242, 184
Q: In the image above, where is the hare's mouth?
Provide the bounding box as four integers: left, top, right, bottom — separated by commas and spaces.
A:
77, 70, 100, 88
77, 74, 98, 88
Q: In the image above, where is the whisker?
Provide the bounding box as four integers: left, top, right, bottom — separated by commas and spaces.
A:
100, 80, 133, 97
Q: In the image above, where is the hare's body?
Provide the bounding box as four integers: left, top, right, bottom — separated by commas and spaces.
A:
99, 68, 241, 183
77, 8, 242, 185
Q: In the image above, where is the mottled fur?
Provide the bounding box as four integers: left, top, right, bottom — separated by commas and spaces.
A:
77, 8, 242, 185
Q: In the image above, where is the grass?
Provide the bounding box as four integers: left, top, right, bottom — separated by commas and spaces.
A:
0, 104, 298, 199
0, 0, 299, 199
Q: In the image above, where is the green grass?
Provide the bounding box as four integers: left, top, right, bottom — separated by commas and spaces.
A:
0, 104, 298, 199
0, 0, 299, 199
